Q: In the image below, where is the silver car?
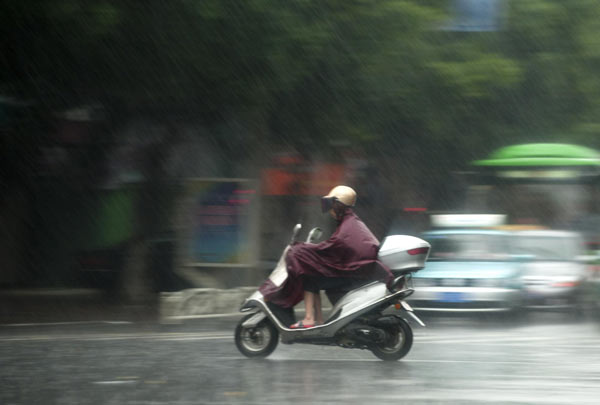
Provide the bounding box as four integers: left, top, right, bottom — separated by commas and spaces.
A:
409, 229, 524, 312
513, 230, 588, 310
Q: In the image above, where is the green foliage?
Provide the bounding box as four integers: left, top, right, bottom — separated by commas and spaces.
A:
1, 0, 600, 159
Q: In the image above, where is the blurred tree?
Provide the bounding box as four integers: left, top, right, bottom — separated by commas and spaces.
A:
3, 0, 600, 145
2, 0, 600, 294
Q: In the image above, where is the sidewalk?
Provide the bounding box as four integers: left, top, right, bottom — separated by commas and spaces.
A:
0, 287, 318, 325
0, 288, 159, 324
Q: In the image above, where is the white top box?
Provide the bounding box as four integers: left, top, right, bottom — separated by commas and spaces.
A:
378, 235, 431, 271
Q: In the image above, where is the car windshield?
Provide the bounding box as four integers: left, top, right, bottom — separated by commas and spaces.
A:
513, 236, 581, 261
423, 233, 510, 261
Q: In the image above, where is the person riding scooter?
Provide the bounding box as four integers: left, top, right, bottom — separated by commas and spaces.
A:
258, 185, 394, 329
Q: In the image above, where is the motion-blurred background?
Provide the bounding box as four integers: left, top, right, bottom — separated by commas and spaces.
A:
1, 0, 599, 316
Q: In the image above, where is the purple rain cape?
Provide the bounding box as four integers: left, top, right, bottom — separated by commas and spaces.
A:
259, 209, 394, 308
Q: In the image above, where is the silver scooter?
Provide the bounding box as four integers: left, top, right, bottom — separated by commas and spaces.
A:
234, 224, 431, 361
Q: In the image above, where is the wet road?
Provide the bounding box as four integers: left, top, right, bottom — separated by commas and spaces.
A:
1, 314, 600, 404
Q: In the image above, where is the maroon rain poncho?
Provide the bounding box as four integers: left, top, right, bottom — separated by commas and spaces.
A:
259, 209, 394, 308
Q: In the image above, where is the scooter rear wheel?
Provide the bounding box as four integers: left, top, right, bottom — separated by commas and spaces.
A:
370, 317, 413, 361
235, 314, 279, 358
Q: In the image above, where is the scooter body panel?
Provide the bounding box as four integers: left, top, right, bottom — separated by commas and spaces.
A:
235, 224, 430, 358
242, 281, 417, 344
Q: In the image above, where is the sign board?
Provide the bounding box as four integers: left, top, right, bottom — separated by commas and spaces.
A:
261, 163, 346, 196
179, 178, 259, 267
443, 0, 505, 32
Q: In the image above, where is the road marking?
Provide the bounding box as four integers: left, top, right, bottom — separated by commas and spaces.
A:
93, 380, 137, 385
289, 357, 539, 364
211, 355, 600, 367
223, 392, 247, 397
0, 330, 597, 349
424, 342, 600, 349
0, 332, 233, 342
1, 327, 598, 349
259, 357, 593, 366
0, 332, 596, 350
403, 359, 563, 365
486, 374, 600, 381
144, 380, 167, 384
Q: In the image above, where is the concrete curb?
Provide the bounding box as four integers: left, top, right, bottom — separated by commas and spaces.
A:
158, 287, 334, 324
0, 287, 327, 324
159, 287, 256, 322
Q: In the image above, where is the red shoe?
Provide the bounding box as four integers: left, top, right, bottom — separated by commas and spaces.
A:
289, 321, 316, 329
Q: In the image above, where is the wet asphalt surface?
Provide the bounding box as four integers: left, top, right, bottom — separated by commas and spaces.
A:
1, 312, 600, 405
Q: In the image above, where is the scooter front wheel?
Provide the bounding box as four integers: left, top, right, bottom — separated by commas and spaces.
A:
235, 314, 279, 358
370, 317, 413, 361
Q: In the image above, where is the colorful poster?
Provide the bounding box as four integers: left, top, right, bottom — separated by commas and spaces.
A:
443, 0, 505, 32
183, 179, 258, 266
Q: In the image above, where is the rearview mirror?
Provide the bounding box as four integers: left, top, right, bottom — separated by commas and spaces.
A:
306, 227, 323, 243
291, 224, 302, 243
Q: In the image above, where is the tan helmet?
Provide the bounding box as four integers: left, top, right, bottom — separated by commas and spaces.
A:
323, 185, 357, 207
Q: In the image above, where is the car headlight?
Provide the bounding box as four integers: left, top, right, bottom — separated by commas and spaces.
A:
412, 278, 436, 287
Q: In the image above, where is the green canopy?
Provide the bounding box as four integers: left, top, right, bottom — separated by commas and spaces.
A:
473, 143, 600, 167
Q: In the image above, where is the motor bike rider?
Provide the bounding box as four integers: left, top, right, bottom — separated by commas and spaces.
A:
258, 185, 394, 329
